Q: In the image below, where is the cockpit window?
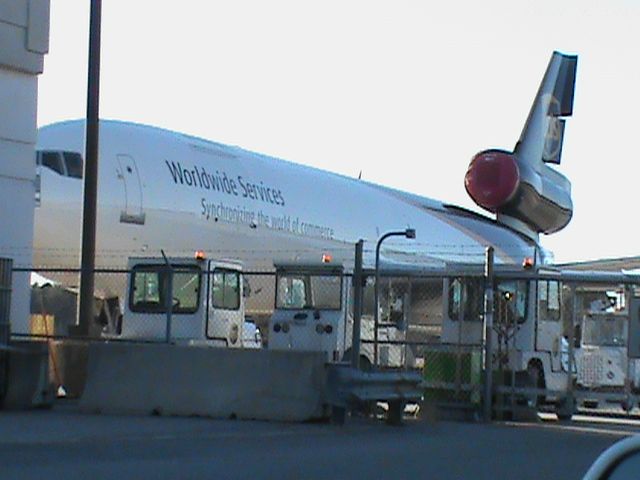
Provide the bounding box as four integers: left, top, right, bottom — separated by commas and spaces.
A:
63, 152, 83, 178
40, 151, 64, 175
37, 150, 84, 179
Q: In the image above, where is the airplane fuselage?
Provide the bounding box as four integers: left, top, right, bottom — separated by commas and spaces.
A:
34, 120, 538, 279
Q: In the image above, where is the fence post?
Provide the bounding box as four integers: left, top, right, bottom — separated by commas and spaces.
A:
0, 258, 11, 348
161, 250, 173, 344
561, 283, 577, 418
0, 258, 12, 404
624, 284, 632, 414
482, 246, 495, 422
628, 286, 640, 413
404, 275, 411, 371
351, 240, 364, 369
455, 280, 465, 400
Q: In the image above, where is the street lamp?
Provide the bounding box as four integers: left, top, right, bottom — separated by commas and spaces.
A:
373, 228, 416, 366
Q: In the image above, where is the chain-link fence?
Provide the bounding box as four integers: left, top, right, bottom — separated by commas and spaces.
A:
13, 253, 640, 420
23, 265, 271, 349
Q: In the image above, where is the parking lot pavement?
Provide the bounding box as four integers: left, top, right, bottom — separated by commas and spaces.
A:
0, 407, 635, 480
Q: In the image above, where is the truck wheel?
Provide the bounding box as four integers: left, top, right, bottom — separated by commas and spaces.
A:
359, 355, 373, 372
341, 350, 373, 372
556, 396, 575, 421
331, 406, 347, 425
526, 363, 545, 408
386, 400, 404, 426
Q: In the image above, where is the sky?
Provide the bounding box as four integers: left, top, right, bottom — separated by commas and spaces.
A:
37, 0, 640, 264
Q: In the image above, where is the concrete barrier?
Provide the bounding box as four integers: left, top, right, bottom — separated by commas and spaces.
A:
49, 340, 89, 398
2, 340, 54, 409
80, 343, 328, 422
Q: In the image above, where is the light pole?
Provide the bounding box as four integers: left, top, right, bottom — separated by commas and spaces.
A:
373, 228, 416, 366
77, 0, 102, 336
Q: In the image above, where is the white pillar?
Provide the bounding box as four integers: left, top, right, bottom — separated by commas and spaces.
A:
0, 0, 50, 333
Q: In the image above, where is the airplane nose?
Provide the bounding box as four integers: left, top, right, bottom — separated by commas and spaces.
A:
464, 149, 520, 212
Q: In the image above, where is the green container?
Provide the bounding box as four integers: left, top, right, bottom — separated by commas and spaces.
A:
423, 350, 482, 404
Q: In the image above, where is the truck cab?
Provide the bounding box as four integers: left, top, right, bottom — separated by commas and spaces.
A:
120, 255, 247, 347
268, 263, 347, 361
575, 310, 630, 390
268, 262, 411, 368
440, 266, 568, 399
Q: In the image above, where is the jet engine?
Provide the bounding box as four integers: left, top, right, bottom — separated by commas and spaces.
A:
465, 147, 572, 235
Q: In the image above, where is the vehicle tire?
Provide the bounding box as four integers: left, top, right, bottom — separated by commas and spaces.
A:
359, 355, 373, 372
621, 400, 634, 413
386, 400, 404, 426
341, 350, 373, 372
526, 362, 545, 408
331, 406, 347, 425
556, 396, 575, 421
583, 399, 599, 409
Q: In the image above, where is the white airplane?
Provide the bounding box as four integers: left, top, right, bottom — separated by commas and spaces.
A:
33, 52, 577, 283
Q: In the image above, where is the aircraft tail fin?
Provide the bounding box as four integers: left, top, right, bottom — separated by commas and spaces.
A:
514, 51, 578, 165
464, 52, 578, 237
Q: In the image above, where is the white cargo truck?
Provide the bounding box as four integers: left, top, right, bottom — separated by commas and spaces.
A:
441, 267, 569, 403
268, 262, 411, 368
120, 255, 260, 348
575, 311, 628, 389
441, 267, 640, 415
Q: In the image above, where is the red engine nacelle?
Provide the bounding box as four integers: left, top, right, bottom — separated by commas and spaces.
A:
464, 150, 520, 212
464, 148, 573, 235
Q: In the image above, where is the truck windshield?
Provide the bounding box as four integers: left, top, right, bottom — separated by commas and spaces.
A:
448, 277, 484, 322
129, 264, 201, 314
276, 273, 342, 310
495, 280, 528, 324
447, 278, 528, 324
582, 315, 627, 347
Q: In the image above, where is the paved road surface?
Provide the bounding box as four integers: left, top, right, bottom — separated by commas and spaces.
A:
0, 407, 637, 480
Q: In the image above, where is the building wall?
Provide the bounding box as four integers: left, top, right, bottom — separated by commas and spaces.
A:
0, 0, 50, 333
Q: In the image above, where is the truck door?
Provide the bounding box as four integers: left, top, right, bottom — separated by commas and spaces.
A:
536, 280, 563, 371
206, 265, 244, 347
441, 277, 484, 345
116, 153, 146, 225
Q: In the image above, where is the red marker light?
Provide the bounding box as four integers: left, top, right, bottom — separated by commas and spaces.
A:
194, 250, 206, 260
322, 254, 332, 263
522, 257, 534, 269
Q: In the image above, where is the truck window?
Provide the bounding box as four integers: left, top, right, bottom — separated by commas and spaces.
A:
276, 276, 307, 309
361, 276, 377, 317
310, 275, 342, 310
582, 314, 627, 347
495, 280, 528, 324
276, 273, 342, 310
129, 265, 200, 314
212, 269, 240, 310
375, 278, 410, 328
538, 280, 561, 321
448, 277, 484, 321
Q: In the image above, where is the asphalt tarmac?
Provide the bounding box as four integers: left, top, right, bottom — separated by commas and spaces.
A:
0, 406, 637, 480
